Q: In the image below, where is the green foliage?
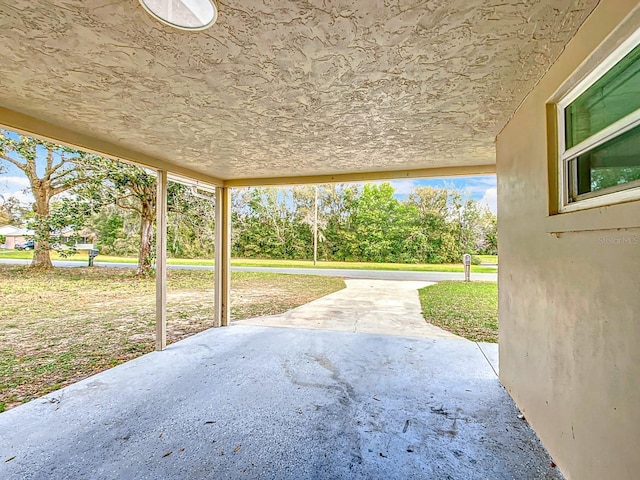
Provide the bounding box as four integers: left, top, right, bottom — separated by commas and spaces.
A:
0, 197, 28, 226
406, 187, 462, 263
591, 166, 640, 192
167, 184, 216, 258
231, 183, 497, 264
0, 130, 103, 267
94, 213, 124, 252
73, 160, 160, 275
2, 129, 497, 265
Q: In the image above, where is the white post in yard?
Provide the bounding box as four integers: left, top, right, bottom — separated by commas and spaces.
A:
215, 186, 231, 327
313, 185, 318, 266
155, 169, 168, 351
463, 253, 472, 282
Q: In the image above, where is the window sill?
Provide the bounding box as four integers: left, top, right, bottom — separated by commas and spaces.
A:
546, 199, 640, 233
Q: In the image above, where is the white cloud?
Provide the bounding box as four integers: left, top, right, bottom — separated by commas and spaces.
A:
1, 190, 33, 205
462, 176, 497, 195
479, 187, 497, 214
388, 179, 421, 196
0, 175, 34, 205
0, 175, 30, 189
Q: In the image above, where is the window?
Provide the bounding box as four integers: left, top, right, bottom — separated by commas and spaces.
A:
556, 29, 640, 212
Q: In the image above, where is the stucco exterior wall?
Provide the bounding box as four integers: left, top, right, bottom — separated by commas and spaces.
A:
497, 1, 640, 479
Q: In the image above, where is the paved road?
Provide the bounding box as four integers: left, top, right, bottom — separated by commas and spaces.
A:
0, 259, 497, 282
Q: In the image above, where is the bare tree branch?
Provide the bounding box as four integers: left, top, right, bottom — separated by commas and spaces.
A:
0, 152, 27, 170
45, 148, 53, 174
115, 196, 142, 214
49, 159, 68, 176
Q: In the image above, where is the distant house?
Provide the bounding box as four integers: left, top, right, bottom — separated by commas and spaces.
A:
0, 225, 33, 249
59, 227, 96, 250
0, 226, 94, 249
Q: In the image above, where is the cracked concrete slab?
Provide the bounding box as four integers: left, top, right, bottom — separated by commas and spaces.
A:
0, 325, 560, 480
238, 279, 461, 340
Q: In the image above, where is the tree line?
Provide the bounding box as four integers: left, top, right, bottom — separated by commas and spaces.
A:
232, 183, 496, 264
0, 131, 496, 273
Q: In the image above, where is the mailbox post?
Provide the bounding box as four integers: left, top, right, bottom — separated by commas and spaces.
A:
463, 254, 471, 282
88, 249, 99, 267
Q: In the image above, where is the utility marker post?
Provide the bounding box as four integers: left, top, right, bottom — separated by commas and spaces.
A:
463, 254, 471, 282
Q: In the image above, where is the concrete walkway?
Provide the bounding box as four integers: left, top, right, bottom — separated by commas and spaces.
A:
0, 280, 559, 479
239, 279, 499, 377
240, 279, 461, 339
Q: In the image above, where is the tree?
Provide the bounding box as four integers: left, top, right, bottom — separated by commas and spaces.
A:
293, 185, 327, 263
349, 183, 411, 262
0, 196, 29, 227
406, 187, 459, 263
166, 184, 216, 258
475, 209, 498, 255
0, 131, 99, 268
227, 182, 497, 264
79, 160, 158, 276
319, 184, 360, 261
76, 161, 213, 275
232, 187, 298, 259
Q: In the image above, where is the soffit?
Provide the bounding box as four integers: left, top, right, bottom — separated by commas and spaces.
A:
0, 0, 598, 181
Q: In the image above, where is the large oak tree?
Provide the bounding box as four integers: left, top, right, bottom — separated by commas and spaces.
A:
0, 130, 99, 268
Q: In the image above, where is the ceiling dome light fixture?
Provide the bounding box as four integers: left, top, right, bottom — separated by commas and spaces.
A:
139, 0, 218, 31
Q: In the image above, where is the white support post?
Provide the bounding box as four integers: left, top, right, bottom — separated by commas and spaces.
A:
155, 170, 168, 350
313, 185, 318, 266
214, 186, 231, 327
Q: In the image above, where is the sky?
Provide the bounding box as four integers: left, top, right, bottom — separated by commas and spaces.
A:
0, 172, 32, 204
1, 128, 497, 214
0, 164, 497, 215
386, 176, 497, 214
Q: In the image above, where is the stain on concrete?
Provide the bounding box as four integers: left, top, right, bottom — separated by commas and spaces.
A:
0, 325, 561, 479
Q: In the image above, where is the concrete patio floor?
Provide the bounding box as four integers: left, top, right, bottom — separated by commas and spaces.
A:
0, 281, 562, 480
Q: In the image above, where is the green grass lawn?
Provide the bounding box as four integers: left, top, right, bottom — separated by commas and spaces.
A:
418, 281, 498, 343
0, 250, 497, 273
0, 265, 344, 412
475, 254, 498, 264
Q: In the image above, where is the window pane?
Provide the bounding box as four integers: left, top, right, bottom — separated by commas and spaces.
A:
570, 124, 640, 198
565, 43, 640, 149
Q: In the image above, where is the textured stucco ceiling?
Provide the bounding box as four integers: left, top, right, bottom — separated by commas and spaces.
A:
0, 0, 598, 181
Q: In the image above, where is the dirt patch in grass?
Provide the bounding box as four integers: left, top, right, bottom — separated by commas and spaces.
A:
0, 266, 345, 411
418, 281, 498, 343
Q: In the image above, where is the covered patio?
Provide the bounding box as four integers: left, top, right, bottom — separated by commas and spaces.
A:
1, 1, 639, 478
0, 322, 557, 479
0, 0, 597, 346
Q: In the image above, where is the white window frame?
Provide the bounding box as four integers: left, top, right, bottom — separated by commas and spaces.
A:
556, 27, 640, 213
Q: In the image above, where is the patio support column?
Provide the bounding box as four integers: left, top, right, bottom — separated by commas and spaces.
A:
214, 186, 231, 327
155, 169, 168, 350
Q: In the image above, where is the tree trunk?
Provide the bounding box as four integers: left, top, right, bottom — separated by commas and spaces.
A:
31, 183, 53, 269
137, 200, 155, 276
